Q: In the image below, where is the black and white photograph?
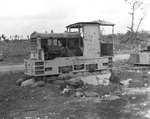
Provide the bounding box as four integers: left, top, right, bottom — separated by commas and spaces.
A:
0, 0, 150, 118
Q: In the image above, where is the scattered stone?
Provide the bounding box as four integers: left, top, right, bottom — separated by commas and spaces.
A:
144, 84, 148, 87
136, 70, 141, 73
103, 95, 120, 100
75, 91, 84, 97
21, 78, 35, 87
31, 81, 46, 88
130, 96, 136, 100
84, 91, 99, 97
121, 78, 132, 86
62, 88, 69, 94
147, 71, 150, 74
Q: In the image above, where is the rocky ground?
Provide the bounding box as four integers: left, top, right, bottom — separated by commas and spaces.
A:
1, 59, 150, 119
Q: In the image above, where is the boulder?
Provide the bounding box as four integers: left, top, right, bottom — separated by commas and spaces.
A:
31, 81, 46, 88
81, 75, 99, 85
96, 73, 111, 85
16, 78, 25, 86
21, 78, 35, 87
80, 73, 110, 86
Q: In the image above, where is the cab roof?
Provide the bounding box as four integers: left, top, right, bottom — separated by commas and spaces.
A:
66, 20, 115, 28
30, 32, 81, 39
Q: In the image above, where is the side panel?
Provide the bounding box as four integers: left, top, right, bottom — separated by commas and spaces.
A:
24, 56, 112, 76
139, 53, 150, 64
130, 53, 139, 64
130, 53, 150, 65
83, 24, 100, 58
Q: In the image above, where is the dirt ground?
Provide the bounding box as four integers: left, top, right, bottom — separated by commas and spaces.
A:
1, 60, 150, 119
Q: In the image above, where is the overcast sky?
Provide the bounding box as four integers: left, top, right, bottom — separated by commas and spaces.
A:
0, 0, 149, 38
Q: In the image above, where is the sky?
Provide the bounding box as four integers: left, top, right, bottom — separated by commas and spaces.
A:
0, 0, 149, 38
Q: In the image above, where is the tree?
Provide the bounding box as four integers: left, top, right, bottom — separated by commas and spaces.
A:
124, 0, 149, 41
1, 34, 6, 41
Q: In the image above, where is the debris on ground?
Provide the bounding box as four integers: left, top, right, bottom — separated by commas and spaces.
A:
61, 88, 70, 94
80, 73, 111, 85
102, 94, 120, 100
122, 87, 150, 95
120, 78, 132, 87
2, 65, 150, 118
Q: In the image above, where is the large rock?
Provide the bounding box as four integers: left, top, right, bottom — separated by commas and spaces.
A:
21, 78, 35, 87
31, 81, 46, 88
80, 73, 111, 85
16, 78, 25, 86
96, 73, 111, 85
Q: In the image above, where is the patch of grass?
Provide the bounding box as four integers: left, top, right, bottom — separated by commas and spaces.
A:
0, 71, 29, 118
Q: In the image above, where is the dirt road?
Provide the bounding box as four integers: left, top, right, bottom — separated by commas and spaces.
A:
0, 64, 24, 72
0, 54, 130, 72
